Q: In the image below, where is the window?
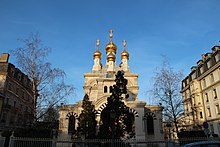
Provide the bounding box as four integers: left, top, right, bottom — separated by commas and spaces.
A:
203, 79, 206, 88
8, 83, 12, 91
213, 89, 217, 99
18, 74, 21, 81
6, 98, 9, 105
200, 112, 203, 118
216, 104, 220, 115
109, 86, 113, 93
104, 86, 108, 93
207, 108, 211, 117
205, 93, 209, 102
14, 101, 16, 107
11, 69, 14, 76
147, 115, 154, 135
68, 115, 76, 134
210, 73, 214, 83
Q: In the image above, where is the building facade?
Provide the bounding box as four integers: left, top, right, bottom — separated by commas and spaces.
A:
181, 46, 220, 135
58, 30, 164, 140
0, 53, 34, 130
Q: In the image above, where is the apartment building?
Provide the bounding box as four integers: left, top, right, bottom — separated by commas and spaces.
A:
181, 46, 220, 135
0, 53, 34, 130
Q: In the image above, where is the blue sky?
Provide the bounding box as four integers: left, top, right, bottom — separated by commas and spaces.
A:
0, 0, 220, 104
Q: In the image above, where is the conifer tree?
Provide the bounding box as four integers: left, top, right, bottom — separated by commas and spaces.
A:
77, 94, 97, 139
98, 71, 134, 139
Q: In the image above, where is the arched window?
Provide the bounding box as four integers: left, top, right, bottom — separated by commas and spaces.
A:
104, 86, 108, 93
109, 86, 113, 93
147, 115, 154, 135
68, 115, 76, 134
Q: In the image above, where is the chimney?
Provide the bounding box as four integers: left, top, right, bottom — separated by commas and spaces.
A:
201, 54, 206, 61
0, 53, 10, 63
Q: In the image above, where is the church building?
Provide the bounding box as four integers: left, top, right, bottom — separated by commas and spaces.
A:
58, 30, 164, 140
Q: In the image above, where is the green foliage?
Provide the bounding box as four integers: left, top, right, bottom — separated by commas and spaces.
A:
178, 131, 206, 138
77, 94, 97, 139
98, 71, 134, 139
1, 128, 52, 138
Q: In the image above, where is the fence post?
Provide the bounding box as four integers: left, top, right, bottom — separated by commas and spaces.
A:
52, 138, 56, 147
8, 131, 14, 147
0, 131, 5, 147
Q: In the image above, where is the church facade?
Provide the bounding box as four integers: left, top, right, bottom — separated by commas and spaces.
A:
58, 30, 164, 140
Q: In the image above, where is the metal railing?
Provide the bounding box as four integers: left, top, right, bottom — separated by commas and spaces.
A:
0, 136, 6, 147
7, 138, 175, 147
3, 137, 220, 147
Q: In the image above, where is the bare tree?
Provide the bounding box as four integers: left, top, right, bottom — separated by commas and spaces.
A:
11, 33, 74, 121
151, 57, 183, 135
42, 106, 59, 122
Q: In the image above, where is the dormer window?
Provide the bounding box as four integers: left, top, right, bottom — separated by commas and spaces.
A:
18, 74, 21, 81
207, 60, 212, 69
11, 69, 14, 76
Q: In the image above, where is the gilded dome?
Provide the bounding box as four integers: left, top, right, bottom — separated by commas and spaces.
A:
93, 49, 102, 59
105, 41, 117, 54
105, 29, 117, 54
121, 49, 129, 59
107, 52, 116, 61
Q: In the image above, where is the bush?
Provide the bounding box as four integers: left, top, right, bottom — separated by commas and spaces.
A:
178, 131, 206, 138
2, 128, 52, 138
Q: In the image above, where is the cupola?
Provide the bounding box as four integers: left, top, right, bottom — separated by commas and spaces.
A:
105, 29, 117, 54
93, 40, 102, 59
120, 40, 129, 59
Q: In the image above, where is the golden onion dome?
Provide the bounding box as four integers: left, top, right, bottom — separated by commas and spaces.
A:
105, 41, 117, 54
121, 40, 129, 59
105, 29, 117, 54
121, 49, 129, 59
93, 49, 102, 59
107, 52, 116, 61
93, 39, 102, 59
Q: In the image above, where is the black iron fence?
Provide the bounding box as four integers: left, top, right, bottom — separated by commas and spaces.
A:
1, 136, 220, 147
